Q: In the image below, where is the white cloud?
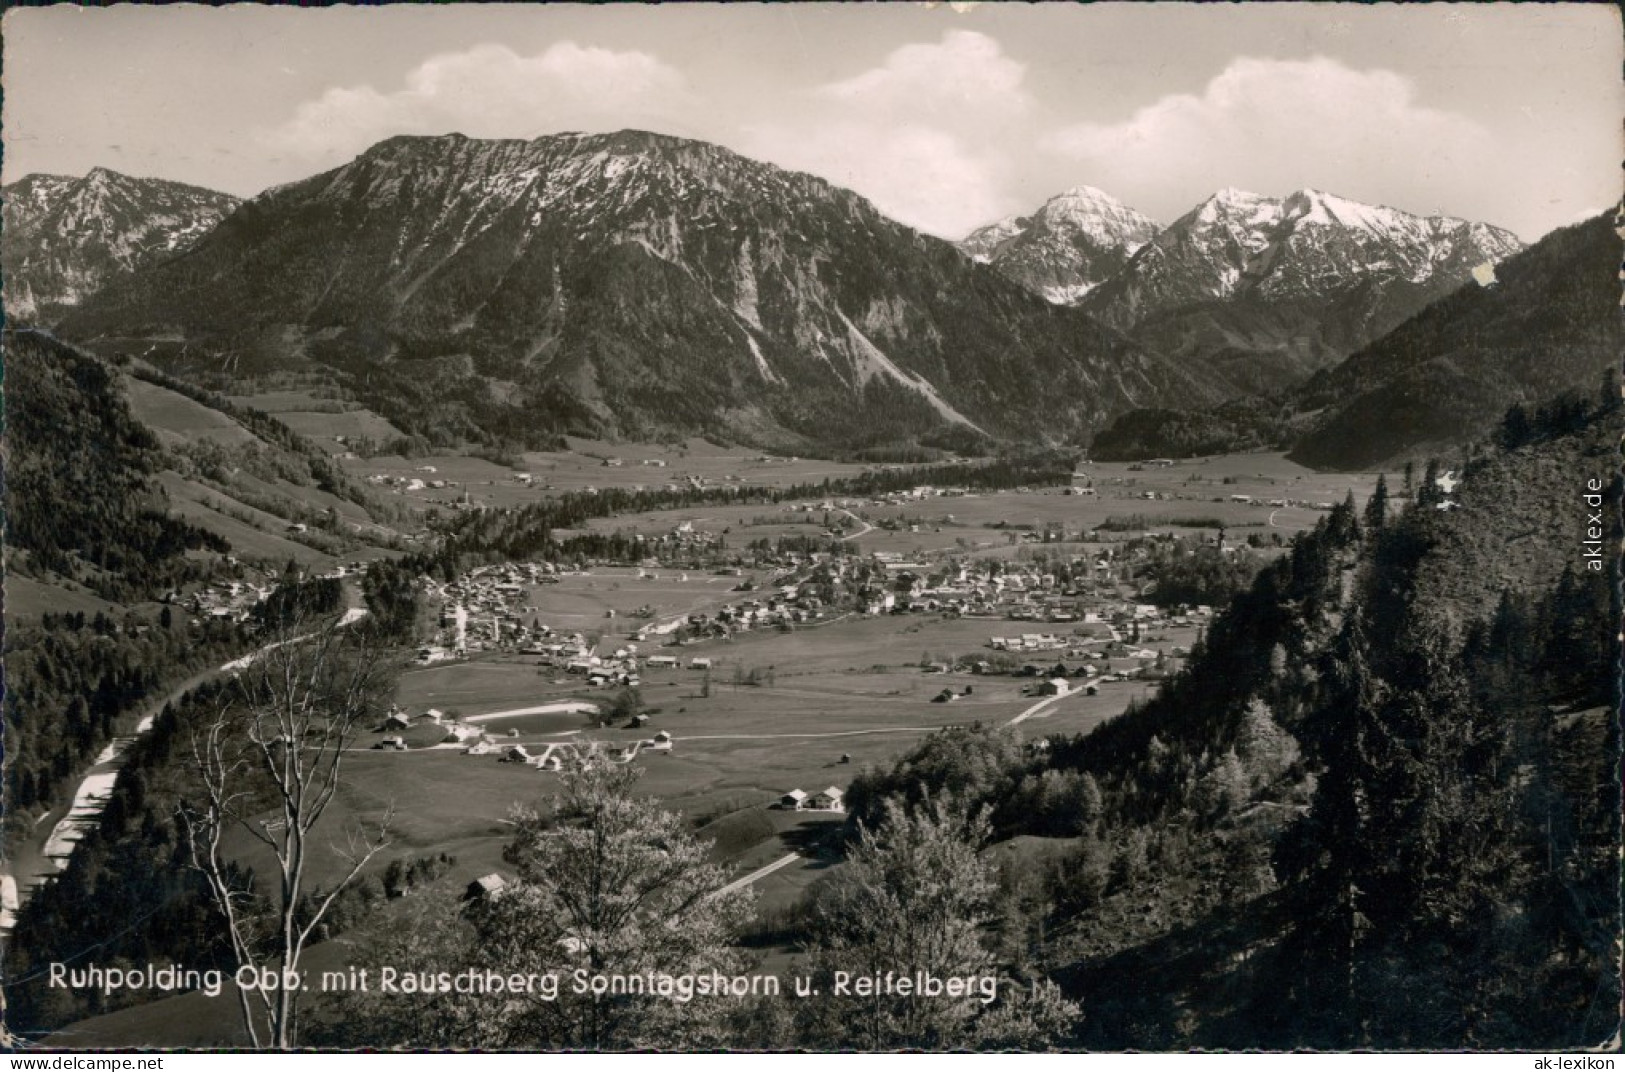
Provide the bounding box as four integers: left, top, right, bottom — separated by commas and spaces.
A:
1044, 56, 1494, 220
819, 28, 1031, 123
261, 42, 688, 162
743, 121, 1016, 239
740, 30, 1031, 238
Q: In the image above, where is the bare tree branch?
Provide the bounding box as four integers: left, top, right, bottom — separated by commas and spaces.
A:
177, 603, 393, 1050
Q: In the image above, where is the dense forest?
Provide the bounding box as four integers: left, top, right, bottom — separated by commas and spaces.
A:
2, 330, 259, 837
4, 330, 229, 599
6, 680, 245, 1032
1088, 397, 1295, 462
6, 573, 389, 1036
2, 611, 252, 841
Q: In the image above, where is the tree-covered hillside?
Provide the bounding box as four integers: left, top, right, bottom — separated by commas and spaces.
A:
847, 397, 1621, 1047
4, 329, 228, 599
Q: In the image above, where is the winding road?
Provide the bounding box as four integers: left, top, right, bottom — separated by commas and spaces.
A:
837, 508, 874, 542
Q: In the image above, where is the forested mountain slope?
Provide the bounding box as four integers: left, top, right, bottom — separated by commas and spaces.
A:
3, 329, 229, 599
1077, 187, 1521, 395
1288, 212, 1622, 469
2, 330, 397, 886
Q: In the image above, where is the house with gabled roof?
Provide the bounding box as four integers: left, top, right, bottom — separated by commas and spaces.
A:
809, 786, 845, 811
464, 873, 507, 903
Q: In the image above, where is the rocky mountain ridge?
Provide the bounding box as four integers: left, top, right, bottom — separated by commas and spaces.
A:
966, 183, 1522, 395
2, 169, 241, 323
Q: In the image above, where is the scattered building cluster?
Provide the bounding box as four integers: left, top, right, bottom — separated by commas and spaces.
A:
180, 577, 276, 622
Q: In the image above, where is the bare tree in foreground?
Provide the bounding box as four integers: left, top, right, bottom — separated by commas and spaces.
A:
179, 612, 395, 1050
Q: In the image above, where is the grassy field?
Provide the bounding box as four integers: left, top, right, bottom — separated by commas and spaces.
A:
337, 437, 926, 512
4, 575, 128, 621
515, 567, 759, 636
375, 609, 1187, 866
229, 390, 406, 450
334, 438, 1377, 549
122, 375, 260, 449
555, 452, 1380, 561
518, 436, 900, 492
156, 472, 337, 568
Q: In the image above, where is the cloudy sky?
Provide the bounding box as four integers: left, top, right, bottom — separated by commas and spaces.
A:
4, 3, 1618, 241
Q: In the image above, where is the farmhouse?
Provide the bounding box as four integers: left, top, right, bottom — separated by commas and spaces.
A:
688, 657, 713, 670
779, 789, 809, 810
809, 787, 845, 811
1037, 678, 1071, 697
645, 655, 679, 670
465, 874, 507, 903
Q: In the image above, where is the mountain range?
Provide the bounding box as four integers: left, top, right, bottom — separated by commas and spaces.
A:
1090, 210, 1620, 470
967, 185, 1522, 395
1286, 210, 1620, 469
7, 132, 1561, 461
57, 132, 1221, 454
2, 169, 240, 323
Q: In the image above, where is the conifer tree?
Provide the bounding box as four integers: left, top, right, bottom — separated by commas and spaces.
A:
1363, 475, 1389, 532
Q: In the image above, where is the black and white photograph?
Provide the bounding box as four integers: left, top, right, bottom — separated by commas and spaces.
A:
1, 1, 1620, 1054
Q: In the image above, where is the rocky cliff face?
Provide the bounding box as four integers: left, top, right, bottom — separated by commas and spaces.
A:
3, 169, 240, 323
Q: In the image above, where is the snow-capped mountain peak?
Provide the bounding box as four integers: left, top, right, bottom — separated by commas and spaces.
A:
958, 184, 1159, 304
958, 215, 1025, 263
1282, 188, 1419, 234
3, 168, 240, 322
1078, 185, 1525, 392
